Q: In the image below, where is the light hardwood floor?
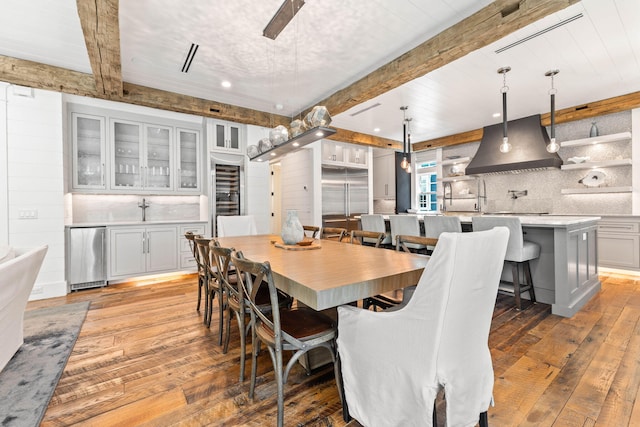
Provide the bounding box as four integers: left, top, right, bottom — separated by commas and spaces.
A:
28, 271, 640, 426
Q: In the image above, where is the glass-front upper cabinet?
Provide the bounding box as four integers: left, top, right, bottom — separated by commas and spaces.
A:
72, 113, 106, 190
214, 121, 241, 152
145, 124, 172, 190
112, 120, 143, 189
177, 128, 200, 191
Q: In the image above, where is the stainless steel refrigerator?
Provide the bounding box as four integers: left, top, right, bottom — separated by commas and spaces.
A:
322, 166, 368, 231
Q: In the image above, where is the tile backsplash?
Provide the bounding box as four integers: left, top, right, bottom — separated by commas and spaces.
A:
441, 111, 633, 215
68, 194, 204, 223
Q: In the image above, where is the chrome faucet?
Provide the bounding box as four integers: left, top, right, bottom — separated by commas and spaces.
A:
138, 198, 150, 221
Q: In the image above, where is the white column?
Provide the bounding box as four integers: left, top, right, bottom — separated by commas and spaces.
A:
0, 82, 8, 245
632, 108, 640, 214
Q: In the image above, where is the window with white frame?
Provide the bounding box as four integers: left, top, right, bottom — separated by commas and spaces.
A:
416, 160, 437, 212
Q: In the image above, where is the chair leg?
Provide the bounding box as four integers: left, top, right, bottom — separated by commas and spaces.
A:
217, 287, 225, 346
479, 411, 489, 427
196, 274, 202, 312
335, 350, 351, 422
275, 347, 285, 427
249, 329, 259, 399
524, 261, 537, 303
510, 262, 522, 310
238, 310, 246, 382
432, 404, 438, 426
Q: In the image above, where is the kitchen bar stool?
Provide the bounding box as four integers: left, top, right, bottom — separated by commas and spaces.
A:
471, 216, 539, 310
389, 215, 426, 253
360, 214, 392, 247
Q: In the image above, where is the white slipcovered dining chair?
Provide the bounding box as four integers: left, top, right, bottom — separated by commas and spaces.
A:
337, 228, 509, 427
360, 214, 392, 246
216, 215, 258, 237
472, 216, 539, 310
0, 245, 48, 372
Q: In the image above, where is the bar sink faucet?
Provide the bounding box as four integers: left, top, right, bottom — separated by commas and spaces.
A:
138, 198, 150, 221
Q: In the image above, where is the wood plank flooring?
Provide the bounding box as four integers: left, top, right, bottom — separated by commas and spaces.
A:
27, 271, 640, 426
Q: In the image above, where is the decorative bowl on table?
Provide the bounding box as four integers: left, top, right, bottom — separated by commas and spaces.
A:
296, 238, 314, 246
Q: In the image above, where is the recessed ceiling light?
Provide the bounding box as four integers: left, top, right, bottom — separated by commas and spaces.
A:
221, 81, 231, 88
493, 112, 501, 118
373, 128, 380, 132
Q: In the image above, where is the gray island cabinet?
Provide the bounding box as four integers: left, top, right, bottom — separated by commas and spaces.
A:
460, 215, 600, 318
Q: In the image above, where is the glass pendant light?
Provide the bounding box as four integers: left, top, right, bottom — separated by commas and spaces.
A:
498, 66, 512, 154
404, 117, 412, 173
400, 106, 409, 170
545, 69, 560, 153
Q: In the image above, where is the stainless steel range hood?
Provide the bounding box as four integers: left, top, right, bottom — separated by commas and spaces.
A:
465, 114, 562, 175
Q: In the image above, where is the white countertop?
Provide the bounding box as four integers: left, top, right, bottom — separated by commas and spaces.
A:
66, 219, 208, 228
378, 214, 600, 227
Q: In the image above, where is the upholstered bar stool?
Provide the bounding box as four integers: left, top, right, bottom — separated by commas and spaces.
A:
471, 216, 539, 310
360, 214, 392, 247
423, 216, 461, 254
389, 215, 426, 253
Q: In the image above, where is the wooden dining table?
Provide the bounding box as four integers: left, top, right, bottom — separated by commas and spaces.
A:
215, 234, 429, 310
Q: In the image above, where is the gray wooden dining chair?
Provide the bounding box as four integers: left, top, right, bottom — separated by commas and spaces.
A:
231, 251, 344, 427
211, 240, 292, 382
350, 229, 386, 247
184, 231, 205, 313
320, 226, 347, 242
302, 225, 320, 238
194, 236, 224, 342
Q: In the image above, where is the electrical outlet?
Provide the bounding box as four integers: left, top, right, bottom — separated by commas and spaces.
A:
18, 209, 38, 219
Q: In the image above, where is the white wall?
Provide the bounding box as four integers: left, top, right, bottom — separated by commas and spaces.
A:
245, 125, 271, 233
4, 85, 66, 299
281, 148, 316, 227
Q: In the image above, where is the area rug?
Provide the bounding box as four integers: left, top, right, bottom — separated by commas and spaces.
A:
0, 301, 90, 427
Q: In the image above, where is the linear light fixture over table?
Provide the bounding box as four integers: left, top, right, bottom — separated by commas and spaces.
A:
248, 126, 336, 162
263, 0, 305, 40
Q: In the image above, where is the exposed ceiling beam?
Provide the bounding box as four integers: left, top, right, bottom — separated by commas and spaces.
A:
0, 55, 399, 148
412, 91, 640, 151
327, 128, 402, 150
306, 0, 579, 118
76, 0, 123, 97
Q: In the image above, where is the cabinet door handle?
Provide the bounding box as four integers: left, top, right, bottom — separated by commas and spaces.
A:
146, 232, 150, 254
142, 234, 146, 254
101, 163, 105, 186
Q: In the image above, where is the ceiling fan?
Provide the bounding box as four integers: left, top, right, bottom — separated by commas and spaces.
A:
263, 0, 305, 40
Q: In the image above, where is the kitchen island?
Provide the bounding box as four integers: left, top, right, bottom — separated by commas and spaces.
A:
377, 214, 600, 317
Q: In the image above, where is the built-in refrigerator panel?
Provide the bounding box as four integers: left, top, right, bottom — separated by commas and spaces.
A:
321, 166, 369, 231
210, 152, 244, 236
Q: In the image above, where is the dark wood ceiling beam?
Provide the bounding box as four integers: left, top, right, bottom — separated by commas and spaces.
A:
412, 91, 640, 151
307, 0, 579, 118
76, 0, 123, 97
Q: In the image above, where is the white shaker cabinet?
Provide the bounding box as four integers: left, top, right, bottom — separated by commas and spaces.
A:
373, 152, 395, 199
109, 226, 178, 279
597, 217, 640, 270
71, 113, 107, 190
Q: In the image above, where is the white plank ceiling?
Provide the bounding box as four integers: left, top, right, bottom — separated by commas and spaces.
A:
0, 0, 638, 145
